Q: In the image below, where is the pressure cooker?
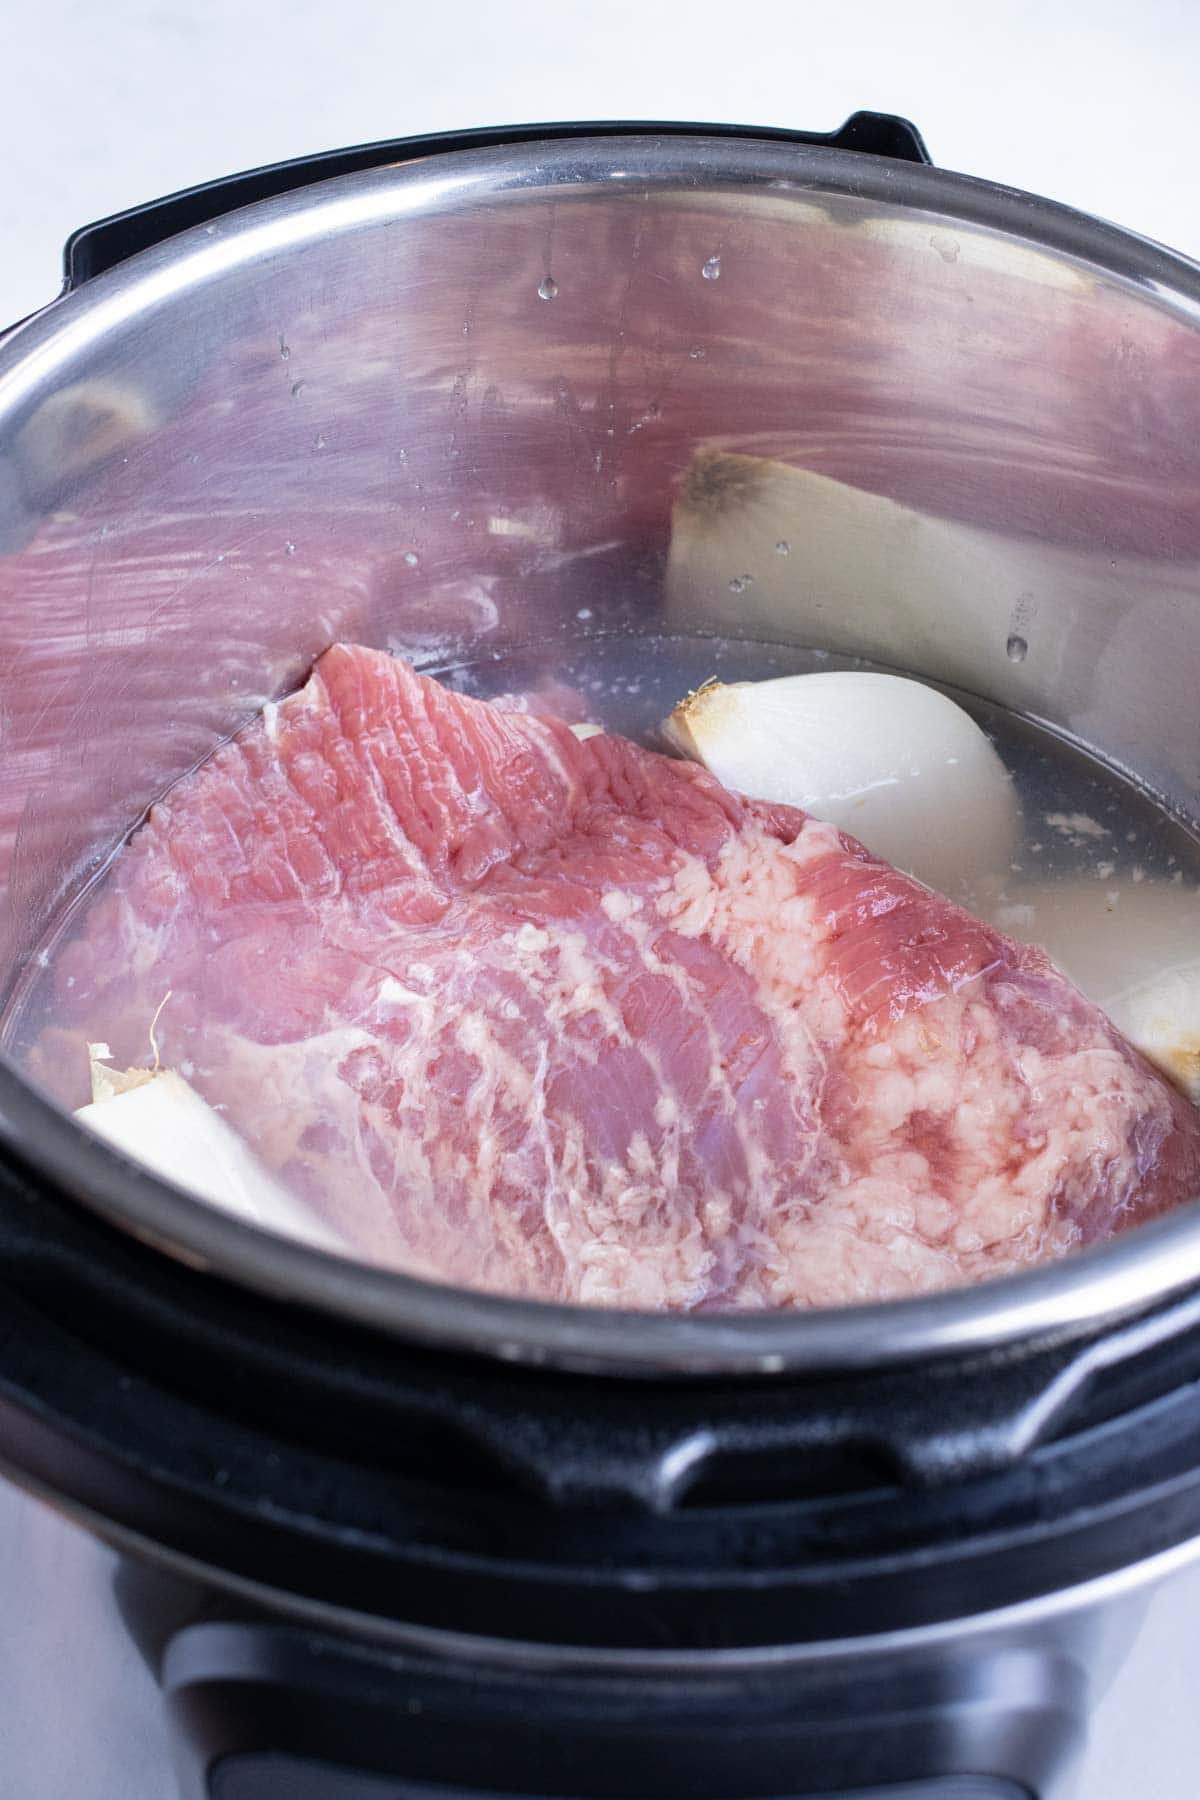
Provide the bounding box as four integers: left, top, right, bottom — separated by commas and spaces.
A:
1, 112, 1200, 1800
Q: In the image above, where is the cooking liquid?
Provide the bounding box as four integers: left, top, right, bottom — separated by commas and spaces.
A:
3, 626, 1199, 1265
6, 626, 1200, 1077
445, 627, 1200, 905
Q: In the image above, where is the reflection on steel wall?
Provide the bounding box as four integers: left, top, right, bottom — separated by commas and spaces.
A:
0, 140, 1198, 985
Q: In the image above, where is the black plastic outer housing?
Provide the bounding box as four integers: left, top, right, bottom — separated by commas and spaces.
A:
61, 112, 931, 288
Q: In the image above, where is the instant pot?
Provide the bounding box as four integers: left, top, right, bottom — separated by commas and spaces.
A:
2, 113, 1200, 1799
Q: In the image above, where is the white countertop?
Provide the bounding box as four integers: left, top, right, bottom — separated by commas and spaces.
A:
2, 5, 1199, 1795
3, 0, 1198, 326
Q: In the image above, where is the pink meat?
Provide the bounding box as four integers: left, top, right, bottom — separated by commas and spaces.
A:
48, 644, 1200, 1308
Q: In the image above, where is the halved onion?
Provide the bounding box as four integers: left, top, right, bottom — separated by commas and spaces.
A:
77, 1044, 345, 1251
666, 670, 1018, 899
988, 877, 1200, 1102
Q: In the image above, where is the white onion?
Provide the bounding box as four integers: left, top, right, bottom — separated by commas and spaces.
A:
1112, 969, 1200, 1103
77, 1050, 345, 1252
663, 451, 1071, 699
987, 876, 1200, 1101
665, 670, 1018, 898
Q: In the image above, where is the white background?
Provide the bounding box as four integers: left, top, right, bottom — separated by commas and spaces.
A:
2, 3, 1199, 1795
2, 0, 1199, 325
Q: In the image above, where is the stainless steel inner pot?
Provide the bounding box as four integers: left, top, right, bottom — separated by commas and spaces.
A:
1, 132, 1199, 1374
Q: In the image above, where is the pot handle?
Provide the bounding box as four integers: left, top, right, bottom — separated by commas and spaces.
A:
60, 112, 931, 290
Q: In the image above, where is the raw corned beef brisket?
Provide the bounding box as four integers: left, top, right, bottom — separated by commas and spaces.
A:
50, 643, 1200, 1308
